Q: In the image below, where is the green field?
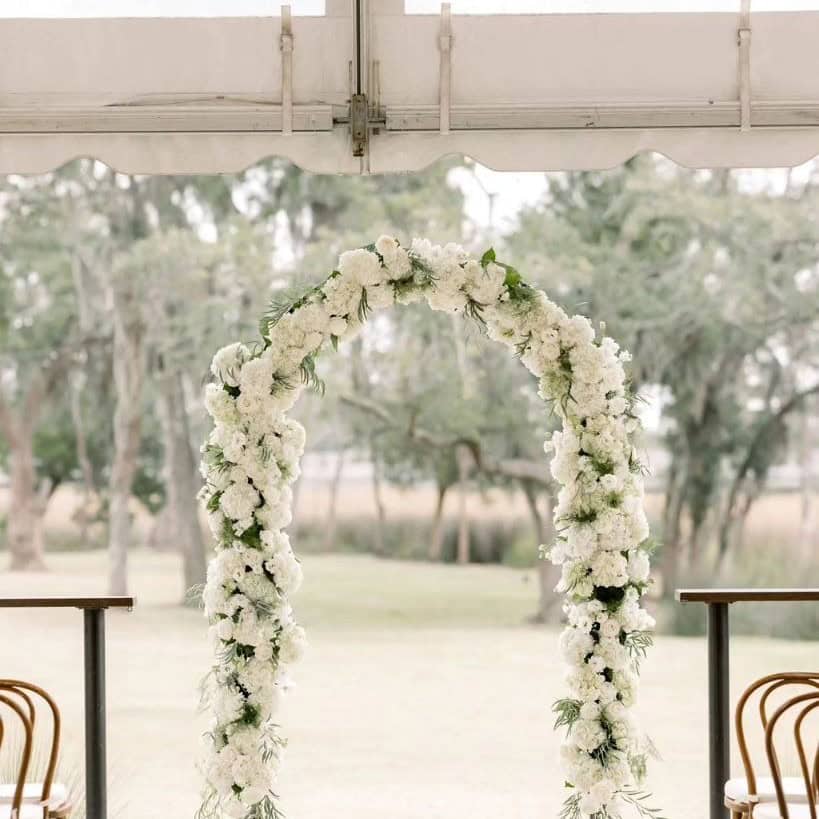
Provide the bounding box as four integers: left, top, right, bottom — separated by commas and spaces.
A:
0, 550, 814, 819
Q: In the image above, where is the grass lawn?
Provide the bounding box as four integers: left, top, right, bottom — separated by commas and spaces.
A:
0, 549, 815, 819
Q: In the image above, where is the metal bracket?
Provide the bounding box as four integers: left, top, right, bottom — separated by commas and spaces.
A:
351, 93, 369, 157
346, 0, 369, 158
738, 0, 751, 131
439, 3, 453, 135
280, 5, 294, 135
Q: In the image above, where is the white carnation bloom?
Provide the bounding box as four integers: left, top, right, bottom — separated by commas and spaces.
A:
238, 356, 274, 400
278, 622, 307, 664
570, 718, 606, 753
339, 248, 384, 287
204, 383, 241, 426
254, 641, 274, 663
207, 510, 227, 540
560, 627, 594, 664
600, 617, 621, 640
211, 342, 249, 387
322, 276, 361, 317
327, 315, 348, 337
627, 550, 651, 583
261, 529, 291, 555
366, 282, 395, 310
375, 236, 412, 280
580, 779, 616, 815
266, 550, 303, 595
255, 498, 293, 531
220, 480, 260, 523
295, 302, 329, 334
589, 551, 629, 587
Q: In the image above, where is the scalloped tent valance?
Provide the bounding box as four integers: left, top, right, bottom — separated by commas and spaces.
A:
3, 2, 819, 174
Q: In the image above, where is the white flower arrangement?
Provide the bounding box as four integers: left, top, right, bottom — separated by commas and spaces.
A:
198, 237, 657, 819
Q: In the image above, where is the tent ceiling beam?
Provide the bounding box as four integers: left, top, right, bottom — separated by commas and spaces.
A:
3, 7, 819, 173
0, 101, 336, 134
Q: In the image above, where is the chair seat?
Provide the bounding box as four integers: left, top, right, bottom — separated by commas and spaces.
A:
0, 803, 60, 818
725, 776, 809, 805
754, 802, 814, 819
0, 785, 68, 805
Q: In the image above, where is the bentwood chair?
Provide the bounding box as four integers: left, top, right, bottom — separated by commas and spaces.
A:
0, 681, 72, 819
726, 672, 819, 818
0, 690, 32, 819
753, 690, 819, 819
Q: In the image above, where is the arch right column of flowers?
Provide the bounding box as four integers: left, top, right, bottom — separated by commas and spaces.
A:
199, 236, 657, 819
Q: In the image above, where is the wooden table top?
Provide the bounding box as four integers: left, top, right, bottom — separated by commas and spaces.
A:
677, 588, 819, 604
0, 596, 135, 610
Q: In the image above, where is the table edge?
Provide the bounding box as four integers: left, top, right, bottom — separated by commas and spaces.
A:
0, 596, 135, 609
676, 588, 819, 603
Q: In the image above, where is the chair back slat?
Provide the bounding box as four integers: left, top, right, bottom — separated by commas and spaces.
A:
0, 680, 64, 818
735, 672, 819, 799
794, 701, 819, 809
765, 690, 819, 819
0, 692, 34, 815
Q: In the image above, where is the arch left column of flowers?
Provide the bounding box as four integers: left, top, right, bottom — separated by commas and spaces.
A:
198, 236, 656, 819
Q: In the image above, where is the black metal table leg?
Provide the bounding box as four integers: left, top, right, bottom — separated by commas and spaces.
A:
707, 602, 730, 819
678, 590, 819, 819
83, 608, 107, 819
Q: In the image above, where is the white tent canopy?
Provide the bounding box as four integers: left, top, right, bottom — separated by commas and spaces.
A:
2, 1, 819, 174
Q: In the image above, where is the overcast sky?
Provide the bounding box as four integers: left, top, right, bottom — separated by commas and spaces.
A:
3, 1, 819, 16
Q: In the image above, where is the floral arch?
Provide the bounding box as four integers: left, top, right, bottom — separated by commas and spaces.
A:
198, 237, 656, 819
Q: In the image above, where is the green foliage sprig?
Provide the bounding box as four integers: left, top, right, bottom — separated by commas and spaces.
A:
299, 353, 325, 395
553, 698, 582, 733
246, 796, 287, 819
621, 630, 654, 669
619, 790, 668, 818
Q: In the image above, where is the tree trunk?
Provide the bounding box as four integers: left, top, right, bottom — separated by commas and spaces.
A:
455, 444, 471, 564
660, 453, 687, 598
733, 491, 757, 557
0, 339, 80, 570
798, 400, 817, 558
70, 375, 96, 545
521, 479, 559, 623
146, 503, 175, 551
107, 294, 145, 597
716, 484, 740, 567
6, 428, 47, 570
370, 445, 387, 555
157, 366, 208, 601
428, 482, 449, 561
323, 449, 346, 551
688, 516, 707, 569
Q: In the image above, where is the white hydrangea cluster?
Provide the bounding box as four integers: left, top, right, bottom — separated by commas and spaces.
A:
199, 237, 655, 819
